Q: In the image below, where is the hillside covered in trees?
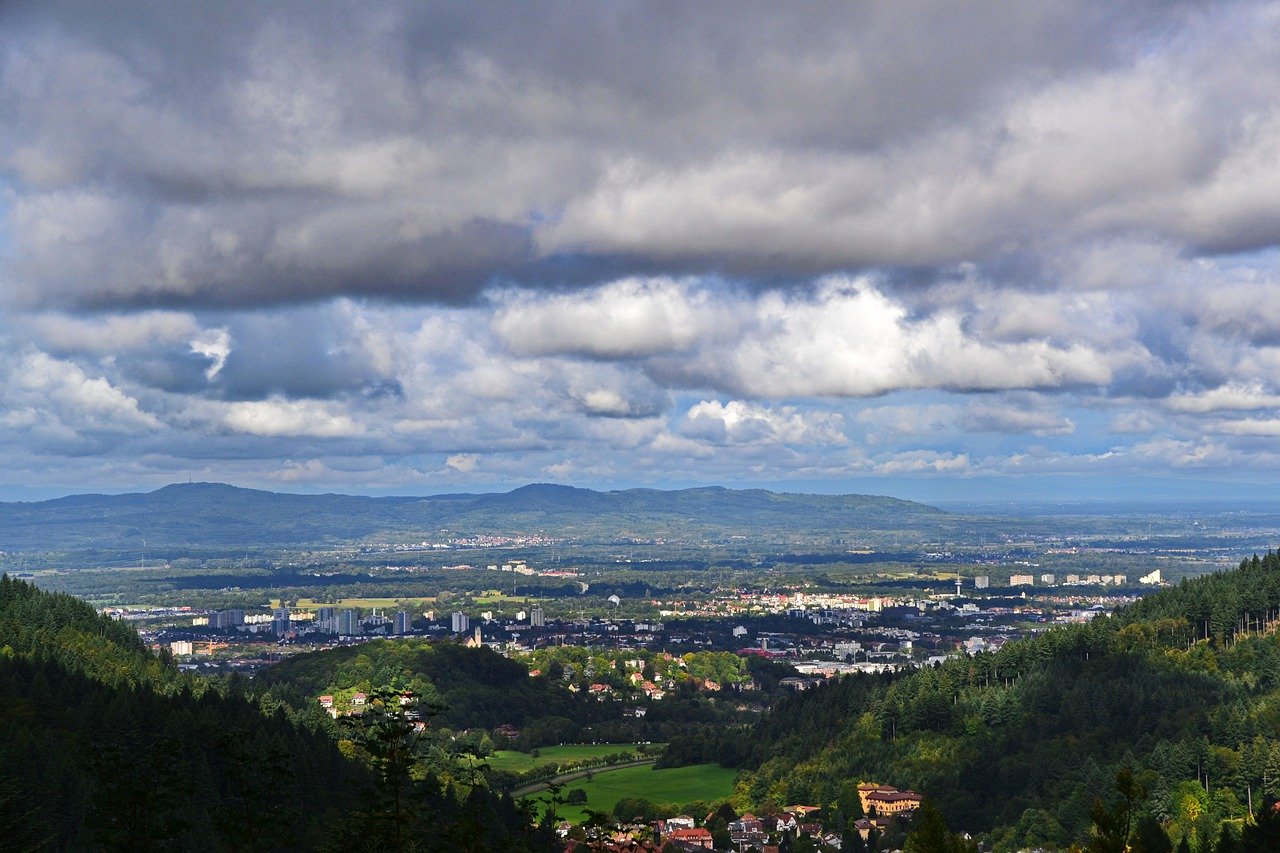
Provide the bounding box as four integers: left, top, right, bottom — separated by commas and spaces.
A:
0, 481, 949, 549
674, 553, 1280, 851
0, 575, 556, 851
257, 640, 783, 758
257, 637, 623, 735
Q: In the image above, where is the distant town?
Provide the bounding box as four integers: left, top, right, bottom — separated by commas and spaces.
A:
113, 559, 1165, 690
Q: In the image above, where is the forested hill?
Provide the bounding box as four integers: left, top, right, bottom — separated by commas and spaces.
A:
257, 638, 614, 732
0, 576, 556, 851
0, 574, 355, 848
0, 481, 949, 549
700, 552, 1280, 851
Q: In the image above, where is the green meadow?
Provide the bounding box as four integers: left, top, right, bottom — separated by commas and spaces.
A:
488, 743, 651, 773
525, 762, 738, 824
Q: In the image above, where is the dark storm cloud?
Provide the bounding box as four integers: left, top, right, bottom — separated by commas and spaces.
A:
113, 349, 218, 395
208, 305, 398, 400
1, 0, 1241, 310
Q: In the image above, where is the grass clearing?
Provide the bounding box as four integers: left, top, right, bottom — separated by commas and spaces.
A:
471, 591, 545, 605
488, 743, 652, 773
524, 762, 737, 824
277, 597, 435, 610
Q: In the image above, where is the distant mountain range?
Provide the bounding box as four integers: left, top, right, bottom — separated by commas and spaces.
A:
0, 481, 950, 550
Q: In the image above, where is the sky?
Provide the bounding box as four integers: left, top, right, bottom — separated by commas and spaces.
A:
3, 1, 1280, 502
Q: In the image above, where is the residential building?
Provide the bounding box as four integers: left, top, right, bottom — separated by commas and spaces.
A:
974, 576, 990, 589
529, 605, 545, 628
452, 611, 469, 633
212, 608, 245, 629
394, 611, 411, 635
857, 782, 922, 815
666, 827, 712, 848
338, 609, 358, 636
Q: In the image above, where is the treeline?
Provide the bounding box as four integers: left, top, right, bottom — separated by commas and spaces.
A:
718, 552, 1280, 850
661, 670, 895, 770
1120, 551, 1280, 643
0, 575, 556, 851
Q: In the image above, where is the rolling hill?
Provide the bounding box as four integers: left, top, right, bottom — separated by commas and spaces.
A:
0, 481, 950, 550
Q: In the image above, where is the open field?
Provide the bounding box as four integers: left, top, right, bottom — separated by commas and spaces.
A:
271, 591, 547, 611
523, 762, 737, 824
281, 596, 434, 610
472, 591, 546, 605
488, 743, 651, 773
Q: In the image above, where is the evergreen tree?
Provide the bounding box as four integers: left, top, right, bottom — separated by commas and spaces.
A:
1241, 799, 1280, 851
1132, 814, 1173, 853
1212, 822, 1242, 853
904, 799, 976, 853
1089, 767, 1145, 853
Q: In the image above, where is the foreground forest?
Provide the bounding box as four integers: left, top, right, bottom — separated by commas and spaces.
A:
0, 575, 557, 851
666, 552, 1280, 850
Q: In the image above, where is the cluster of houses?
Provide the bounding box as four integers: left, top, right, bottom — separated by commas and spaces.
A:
316, 690, 428, 729
559, 799, 919, 852
720, 809, 835, 849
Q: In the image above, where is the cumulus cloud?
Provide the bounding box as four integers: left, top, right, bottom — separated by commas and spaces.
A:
1213, 418, 1280, 437
1166, 381, 1280, 413
681, 278, 1114, 397
445, 453, 479, 472
492, 278, 720, 358
679, 400, 846, 446
5, 3, 1280, 494
190, 328, 230, 380
19, 355, 147, 427
961, 402, 1075, 436
873, 451, 971, 475
26, 311, 201, 353
0, 346, 162, 444
215, 398, 363, 438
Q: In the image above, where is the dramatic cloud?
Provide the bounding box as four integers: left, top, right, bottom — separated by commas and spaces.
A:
3, 2, 1280, 498
678, 278, 1115, 397
3, 1, 1271, 309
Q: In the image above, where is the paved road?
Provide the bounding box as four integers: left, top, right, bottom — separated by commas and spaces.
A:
509, 758, 657, 798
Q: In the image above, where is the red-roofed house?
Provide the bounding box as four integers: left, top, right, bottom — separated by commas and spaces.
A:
667, 827, 713, 848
